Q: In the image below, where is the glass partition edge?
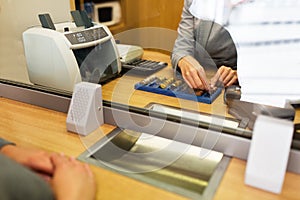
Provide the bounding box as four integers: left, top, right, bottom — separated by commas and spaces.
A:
0, 79, 71, 113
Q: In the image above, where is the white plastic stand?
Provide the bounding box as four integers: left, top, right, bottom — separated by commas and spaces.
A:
245, 115, 294, 194
66, 82, 104, 136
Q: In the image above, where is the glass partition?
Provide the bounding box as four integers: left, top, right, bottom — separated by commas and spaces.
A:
1, 0, 299, 134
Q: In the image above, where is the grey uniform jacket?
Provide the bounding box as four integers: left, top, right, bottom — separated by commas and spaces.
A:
0, 138, 54, 200
0, 138, 15, 149
171, 0, 237, 74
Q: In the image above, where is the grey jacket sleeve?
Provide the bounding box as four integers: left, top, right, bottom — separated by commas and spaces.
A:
171, 0, 195, 70
0, 139, 54, 199
171, 0, 238, 73
0, 154, 54, 200
0, 138, 15, 150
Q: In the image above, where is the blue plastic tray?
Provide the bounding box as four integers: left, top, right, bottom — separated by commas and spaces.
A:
134, 82, 222, 104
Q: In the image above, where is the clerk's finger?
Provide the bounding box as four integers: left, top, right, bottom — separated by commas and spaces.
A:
223, 70, 236, 86
197, 69, 210, 90
187, 70, 207, 90
182, 71, 193, 88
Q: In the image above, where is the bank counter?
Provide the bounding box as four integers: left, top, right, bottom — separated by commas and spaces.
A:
1, 51, 300, 200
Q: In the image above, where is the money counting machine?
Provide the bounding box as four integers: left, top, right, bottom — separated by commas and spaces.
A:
23, 13, 121, 92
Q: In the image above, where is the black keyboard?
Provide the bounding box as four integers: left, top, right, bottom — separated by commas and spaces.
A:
121, 59, 168, 75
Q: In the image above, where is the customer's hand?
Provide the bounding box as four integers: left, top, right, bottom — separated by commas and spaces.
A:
178, 56, 210, 90
211, 66, 238, 88
0, 145, 54, 181
50, 154, 96, 200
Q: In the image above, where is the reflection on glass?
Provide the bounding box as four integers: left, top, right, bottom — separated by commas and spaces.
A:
1, 0, 300, 111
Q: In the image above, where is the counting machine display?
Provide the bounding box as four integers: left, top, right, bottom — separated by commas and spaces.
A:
134, 75, 222, 104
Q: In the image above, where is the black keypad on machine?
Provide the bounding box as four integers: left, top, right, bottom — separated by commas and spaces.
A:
121, 59, 168, 75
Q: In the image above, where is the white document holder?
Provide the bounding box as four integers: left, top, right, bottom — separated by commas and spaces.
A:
245, 115, 294, 194
66, 82, 104, 135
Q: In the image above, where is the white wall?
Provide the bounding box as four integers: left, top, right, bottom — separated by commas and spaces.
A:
0, 0, 71, 83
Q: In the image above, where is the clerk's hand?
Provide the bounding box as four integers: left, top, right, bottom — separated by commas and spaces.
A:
211, 66, 238, 88
178, 56, 210, 90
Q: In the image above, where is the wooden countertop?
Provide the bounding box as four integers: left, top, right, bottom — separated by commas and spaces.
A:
1, 97, 300, 200
0, 97, 185, 200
